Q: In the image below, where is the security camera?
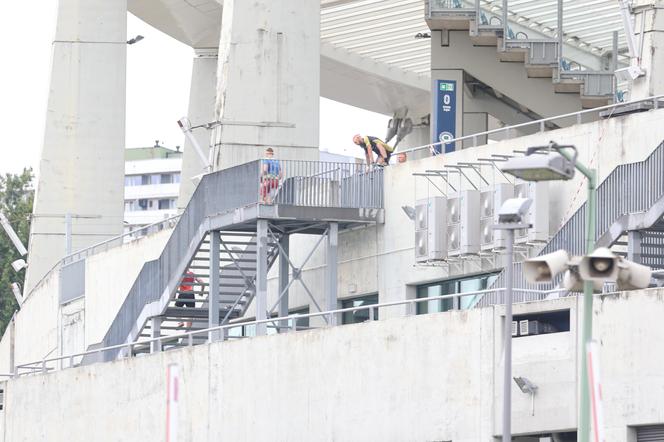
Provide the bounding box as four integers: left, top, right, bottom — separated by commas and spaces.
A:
614, 66, 645, 82
579, 248, 619, 281
523, 250, 569, 283
177, 117, 192, 131
11, 259, 27, 272
616, 259, 652, 291
497, 198, 532, 224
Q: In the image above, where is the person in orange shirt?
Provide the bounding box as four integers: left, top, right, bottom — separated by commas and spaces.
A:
175, 271, 202, 328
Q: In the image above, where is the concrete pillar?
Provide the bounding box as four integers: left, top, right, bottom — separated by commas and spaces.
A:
213, 0, 320, 169
25, 0, 127, 292
630, 1, 664, 100
177, 49, 218, 210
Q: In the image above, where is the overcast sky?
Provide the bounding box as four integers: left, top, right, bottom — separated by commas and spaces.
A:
0, 8, 388, 177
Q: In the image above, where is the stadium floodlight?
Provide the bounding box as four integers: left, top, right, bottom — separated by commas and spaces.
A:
177, 117, 212, 172
523, 250, 570, 283
127, 35, 144, 45
0, 212, 27, 256
501, 144, 576, 182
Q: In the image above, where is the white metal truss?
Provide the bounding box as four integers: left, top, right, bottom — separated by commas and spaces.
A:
321, 0, 630, 76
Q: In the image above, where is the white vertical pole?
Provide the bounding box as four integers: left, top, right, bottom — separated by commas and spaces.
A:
255, 220, 269, 335
587, 341, 606, 442
326, 223, 339, 325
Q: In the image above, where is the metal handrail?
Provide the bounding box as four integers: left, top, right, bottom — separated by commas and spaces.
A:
397, 94, 664, 155
13, 287, 567, 377
61, 214, 182, 265
25, 214, 182, 300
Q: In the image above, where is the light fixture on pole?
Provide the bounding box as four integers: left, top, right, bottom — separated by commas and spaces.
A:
494, 197, 532, 442
503, 140, 598, 442
513, 376, 538, 416
126, 35, 145, 45
11, 259, 27, 272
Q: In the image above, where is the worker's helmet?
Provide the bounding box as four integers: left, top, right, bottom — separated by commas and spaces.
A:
352, 134, 362, 144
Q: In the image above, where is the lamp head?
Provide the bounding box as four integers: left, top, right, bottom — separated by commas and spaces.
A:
502, 153, 575, 182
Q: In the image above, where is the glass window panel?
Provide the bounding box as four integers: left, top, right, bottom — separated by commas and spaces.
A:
173, 173, 181, 183
161, 173, 173, 184
341, 294, 378, 324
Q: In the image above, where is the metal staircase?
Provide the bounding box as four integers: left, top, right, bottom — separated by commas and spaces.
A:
136, 232, 282, 350
425, 0, 615, 108
474, 139, 664, 307
84, 159, 383, 362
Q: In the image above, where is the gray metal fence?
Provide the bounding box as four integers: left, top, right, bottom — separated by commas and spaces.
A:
477, 139, 664, 307
94, 159, 384, 361
270, 160, 383, 209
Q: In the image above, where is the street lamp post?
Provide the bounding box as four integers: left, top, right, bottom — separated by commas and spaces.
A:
501, 142, 596, 442
494, 198, 533, 442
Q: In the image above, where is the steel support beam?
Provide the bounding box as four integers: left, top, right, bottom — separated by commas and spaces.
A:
255, 220, 269, 335
208, 231, 221, 342
150, 317, 162, 353
326, 222, 339, 325
278, 234, 290, 332
628, 230, 643, 264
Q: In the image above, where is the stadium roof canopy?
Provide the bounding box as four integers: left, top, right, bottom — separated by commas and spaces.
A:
321, 0, 628, 75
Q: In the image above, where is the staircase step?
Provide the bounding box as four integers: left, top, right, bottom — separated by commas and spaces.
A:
164, 307, 242, 319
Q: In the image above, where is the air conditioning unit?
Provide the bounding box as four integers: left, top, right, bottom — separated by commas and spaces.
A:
480, 183, 515, 251
519, 319, 558, 336
448, 190, 480, 256
415, 197, 448, 262
514, 181, 549, 243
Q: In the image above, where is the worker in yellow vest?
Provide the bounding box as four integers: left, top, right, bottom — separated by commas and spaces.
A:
353, 134, 395, 167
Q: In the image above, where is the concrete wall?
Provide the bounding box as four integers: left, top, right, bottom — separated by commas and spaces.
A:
0, 229, 172, 373
262, 108, 664, 319
25, 0, 127, 293
2, 290, 663, 441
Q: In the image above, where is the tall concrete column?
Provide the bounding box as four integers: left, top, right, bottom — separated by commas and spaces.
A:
212, 0, 320, 169
177, 49, 218, 210
25, 0, 127, 293
631, 1, 664, 100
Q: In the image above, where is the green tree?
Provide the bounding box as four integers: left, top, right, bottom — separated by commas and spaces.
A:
0, 169, 34, 334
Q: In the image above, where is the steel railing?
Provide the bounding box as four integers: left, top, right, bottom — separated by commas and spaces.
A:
267, 160, 383, 209
93, 159, 384, 362
13, 287, 568, 377
25, 214, 183, 300
398, 95, 664, 155
475, 138, 664, 307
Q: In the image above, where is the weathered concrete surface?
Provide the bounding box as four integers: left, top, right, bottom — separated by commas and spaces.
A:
2, 290, 663, 441
25, 0, 127, 293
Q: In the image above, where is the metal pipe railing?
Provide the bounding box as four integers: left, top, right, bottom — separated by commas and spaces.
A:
13, 287, 572, 377
397, 94, 664, 155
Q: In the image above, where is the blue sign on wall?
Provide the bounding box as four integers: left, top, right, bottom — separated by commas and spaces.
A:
433, 80, 457, 154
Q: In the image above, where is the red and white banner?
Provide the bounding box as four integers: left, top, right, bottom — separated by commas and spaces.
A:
166, 363, 180, 442
587, 341, 606, 442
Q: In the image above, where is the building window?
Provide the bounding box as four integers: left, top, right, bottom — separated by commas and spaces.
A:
416, 273, 498, 315
341, 294, 379, 324
158, 199, 174, 210
173, 173, 181, 183
160, 173, 173, 184
138, 199, 148, 210
124, 175, 142, 186
513, 310, 570, 337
